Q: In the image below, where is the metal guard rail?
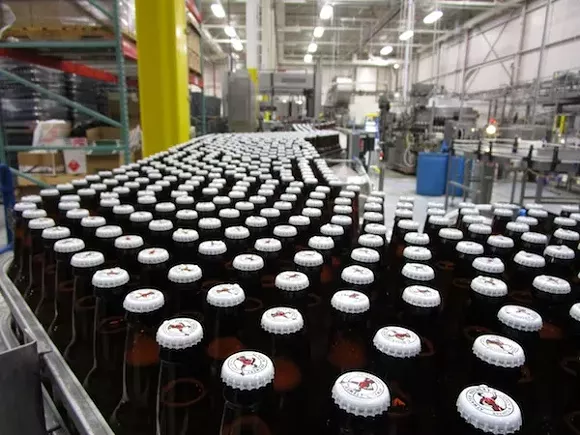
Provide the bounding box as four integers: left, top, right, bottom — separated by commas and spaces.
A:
0, 252, 114, 435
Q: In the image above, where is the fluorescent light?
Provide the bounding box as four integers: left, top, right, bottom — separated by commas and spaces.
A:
393, 63, 400, 69
224, 25, 237, 37
308, 42, 318, 53
379, 45, 393, 56
423, 10, 443, 24
304, 53, 313, 63
485, 124, 497, 135
320, 3, 333, 20
231, 39, 243, 51
336, 77, 352, 84
313, 26, 325, 38
399, 30, 414, 41
211, 3, 226, 18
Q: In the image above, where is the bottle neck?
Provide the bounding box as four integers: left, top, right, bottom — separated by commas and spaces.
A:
205, 304, 244, 361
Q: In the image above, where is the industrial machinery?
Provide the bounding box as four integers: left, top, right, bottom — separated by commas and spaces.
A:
323, 77, 355, 126
223, 70, 257, 132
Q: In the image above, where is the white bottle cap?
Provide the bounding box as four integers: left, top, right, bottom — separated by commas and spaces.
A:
273, 225, 298, 238
221, 351, 274, 391
255, 237, 282, 252
54, 238, 85, 253
358, 234, 384, 248
198, 217, 221, 230
554, 216, 576, 228
40, 188, 59, 197
308, 235, 335, 251
532, 275, 571, 295
403, 246, 432, 261
470, 276, 508, 297
113, 204, 135, 215
472, 257, 505, 274
168, 264, 202, 283
115, 235, 144, 250
155, 202, 176, 213
288, 215, 310, 227
235, 201, 255, 211
275, 271, 309, 291
294, 250, 324, 267
401, 263, 435, 281
493, 208, 513, 217
302, 207, 322, 218
21, 195, 42, 204
260, 207, 281, 218
95, 225, 123, 239
497, 305, 543, 332
198, 240, 227, 255
395, 209, 413, 219
219, 208, 240, 219
331, 290, 370, 313
225, 226, 250, 240
544, 244, 575, 259
42, 226, 71, 240
138, 247, 170, 264
129, 211, 153, 223
261, 307, 304, 334
274, 201, 292, 211
527, 208, 548, 218
569, 303, 580, 322
350, 248, 380, 264
245, 216, 268, 228
487, 235, 514, 248
156, 318, 203, 349
59, 201, 81, 211
92, 267, 130, 288
341, 265, 375, 285
81, 216, 106, 228
404, 232, 430, 245
402, 286, 441, 308
506, 222, 529, 234
14, 202, 37, 212
71, 251, 105, 268
439, 228, 463, 240
331, 214, 352, 226
138, 195, 156, 205
321, 223, 344, 237
553, 228, 580, 242
513, 251, 545, 268
206, 283, 245, 307
196, 202, 216, 212
397, 220, 420, 231
310, 191, 326, 200
461, 208, 480, 216
364, 223, 387, 235
176, 209, 198, 221
331, 371, 391, 417
520, 232, 547, 245
427, 208, 446, 217
456, 241, 484, 255
29, 217, 55, 230
233, 254, 264, 271
515, 216, 538, 226
456, 385, 522, 434
172, 228, 199, 243
472, 334, 525, 368
396, 201, 413, 210
373, 326, 422, 358
364, 202, 383, 213
123, 289, 165, 313
468, 223, 492, 235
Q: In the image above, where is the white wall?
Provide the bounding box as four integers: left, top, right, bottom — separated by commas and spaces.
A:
203, 61, 227, 98
413, 0, 580, 95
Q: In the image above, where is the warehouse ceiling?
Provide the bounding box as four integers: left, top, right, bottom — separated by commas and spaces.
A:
200, 0, 502, 64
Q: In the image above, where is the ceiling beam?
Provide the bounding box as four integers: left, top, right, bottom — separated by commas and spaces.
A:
203, 24, 445, 34
212, 39, 425, 48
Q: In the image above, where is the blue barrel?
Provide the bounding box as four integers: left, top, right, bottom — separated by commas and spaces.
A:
415, 153, 465, 196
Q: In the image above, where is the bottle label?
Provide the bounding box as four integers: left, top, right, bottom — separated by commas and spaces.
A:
336, 372, 386, 400
465, 385, 515, 417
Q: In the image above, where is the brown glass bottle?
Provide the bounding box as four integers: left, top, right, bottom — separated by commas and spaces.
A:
544, 244, 576, 280
424, 215, 451, 242
24, 217, 55, 306
81, 216, 106, 250
198, 240, 228, 291
84, 267, 130, 417
128, 211, 153, 239
57, 200, 81, 225
166, 264, 203, 318
508, 251, 546, 295
35, 226, 71, 327
64, 251, 105, 381
156, 318, 211, 435
245, 216, 269, 244
64, 208, 89, 238
491, 207, 514, 235
48, 238, 85, 352
259, 307, 310, 435
95, 225, 123, 266
552, 228, 580, 250
389, 219, 420, 266
40, 187, 60, 220
115, 235, 144, 289
78, 188, 98, 214
8, 202, 37, 280
260, 206, 281, 229
175, 209, 198, 230
148, 219, 174, 250
302, 206, 323, 230
98, 197, 120, 222
137, 247, 170, 295
467, 223, 492, 244
172, 228, 200, 265
13, 207, 46, 293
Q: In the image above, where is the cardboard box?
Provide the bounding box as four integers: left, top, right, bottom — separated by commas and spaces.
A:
17, 151, 64, 175
86, 149, 141, 173
1, 2, 33, 27
188, 50, 201, 74
86, 126, 124, 142
107, 92, 140, 128
187, 29, 201, 55
16, 173, 83, 187
31, 0, 94, 27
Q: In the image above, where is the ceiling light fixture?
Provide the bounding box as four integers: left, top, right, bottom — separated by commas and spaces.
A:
308, 42, 318, 53
231, 39, 243, 52
211, 3, 226, 18
313, 26, 325, 38
393, 63, 400, 69
304, 53, 313, 63
320, 3, 333, 20
423, 10, 443, 24
224, 25, 237, 37
380, 45, 393, 56
399, 30, 414, 41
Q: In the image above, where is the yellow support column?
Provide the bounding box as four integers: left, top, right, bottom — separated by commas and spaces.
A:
136, 0, 190, 156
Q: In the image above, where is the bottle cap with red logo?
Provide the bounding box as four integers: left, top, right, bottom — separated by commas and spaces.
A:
401, 263, 435, 281
554, 216, 576, 228
95, 225, 123, 239
472, 257, 505, 274
221, 351, 275, 391
513, 251, 545, 268
456, 384, 522, 434
233, 254, 264, 271
470, 276, 508, 298
275, 271, 309, 291
544, 244, 575, 259
497, 305, 542, 332
402, 286, 441, 308
403, 246, 432, 261
532, 275, 571, 295
71, 251, 105, 268
373, 326, 422, 358
273, 225, 298, 238
439, 228, 463, 240
172, 228, 199, 243
138, 247, 170, 264
553, 228, 580, 242
350, 248, 380, 264
123, 288, 165, 313
472, 334, 526, 368
294, 250, 324, 267
92, 267, 130, 288
81, 216, 106, 228
156, 317, 203, 349
456, 241, 484, 255
168, 264, 202, 283
198, 240, 227, 256
206, 283, 245, 308
341, 265, 375, 285
569, 303, 580, 323
303, 207, 322, 218
261, 307, 304, 334
308, 235, 335, 251
255, 237, 282, 253
331, 290, 370, 314
321, 223, 344, 237
331, 371, 391, 417
54, 238, 85, 253
115, 235, 144, 250
176, 209, 198, 221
